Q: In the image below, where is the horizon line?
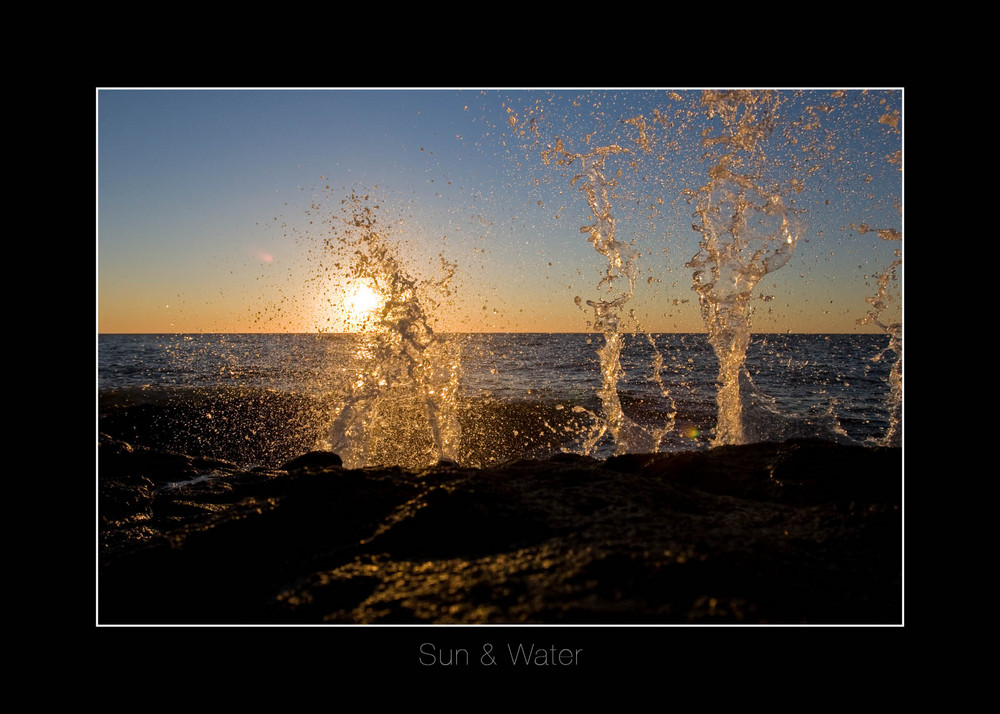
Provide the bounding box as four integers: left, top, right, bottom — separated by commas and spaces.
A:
97, 329, 891, 336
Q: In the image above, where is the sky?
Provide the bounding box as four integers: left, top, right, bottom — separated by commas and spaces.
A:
97, 88, 903, 334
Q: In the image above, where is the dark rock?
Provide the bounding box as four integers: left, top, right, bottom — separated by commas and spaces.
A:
99, 436, 200, 483
98, 438, 902, 625
282, 450, 343, 471
100, 471, 156, 525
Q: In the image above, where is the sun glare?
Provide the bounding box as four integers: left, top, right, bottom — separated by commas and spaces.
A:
347, 282, 385, 325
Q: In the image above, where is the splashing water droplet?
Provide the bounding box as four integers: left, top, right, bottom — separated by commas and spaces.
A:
319, 193, 462, 468
543, 138, 674, 455
686, 91, 799, 446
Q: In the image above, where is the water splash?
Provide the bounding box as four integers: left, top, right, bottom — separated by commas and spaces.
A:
543, 141, 675, 455
686, 90, 798, 446
323, 194, 462, 468
300, 92, 896, 464
857, 223, 902, 447
503, 89, 900, 454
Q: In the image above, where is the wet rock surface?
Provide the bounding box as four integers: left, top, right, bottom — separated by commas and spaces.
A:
98, 435, 902, 625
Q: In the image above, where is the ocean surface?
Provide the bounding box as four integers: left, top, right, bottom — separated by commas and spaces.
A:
97, 332, 898, 470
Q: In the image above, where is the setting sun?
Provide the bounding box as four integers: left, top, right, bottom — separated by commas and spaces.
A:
346, 281, 385, 326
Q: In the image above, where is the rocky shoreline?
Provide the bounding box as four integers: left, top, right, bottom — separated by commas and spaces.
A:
98, 433, 902, 626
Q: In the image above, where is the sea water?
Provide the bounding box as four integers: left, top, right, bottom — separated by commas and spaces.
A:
98, 331, 895, 469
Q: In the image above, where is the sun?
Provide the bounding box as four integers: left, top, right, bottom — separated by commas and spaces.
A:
346, 281, 385, 325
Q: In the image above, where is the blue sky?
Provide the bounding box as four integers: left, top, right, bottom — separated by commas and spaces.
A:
97, 88, 903, 333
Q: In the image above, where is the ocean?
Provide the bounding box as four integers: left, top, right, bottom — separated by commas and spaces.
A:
97, 332, 899, 471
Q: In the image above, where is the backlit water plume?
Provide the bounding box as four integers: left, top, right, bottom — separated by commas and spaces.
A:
856, 223, 902, 447
324, 194, 461, 468
542, 141, 675, 455
687, 90, 797, 446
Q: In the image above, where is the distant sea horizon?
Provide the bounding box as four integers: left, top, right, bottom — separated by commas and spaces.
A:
96, 330, 893, 336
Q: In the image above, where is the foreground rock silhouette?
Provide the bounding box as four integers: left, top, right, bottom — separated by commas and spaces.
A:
98, 435, 901, 624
